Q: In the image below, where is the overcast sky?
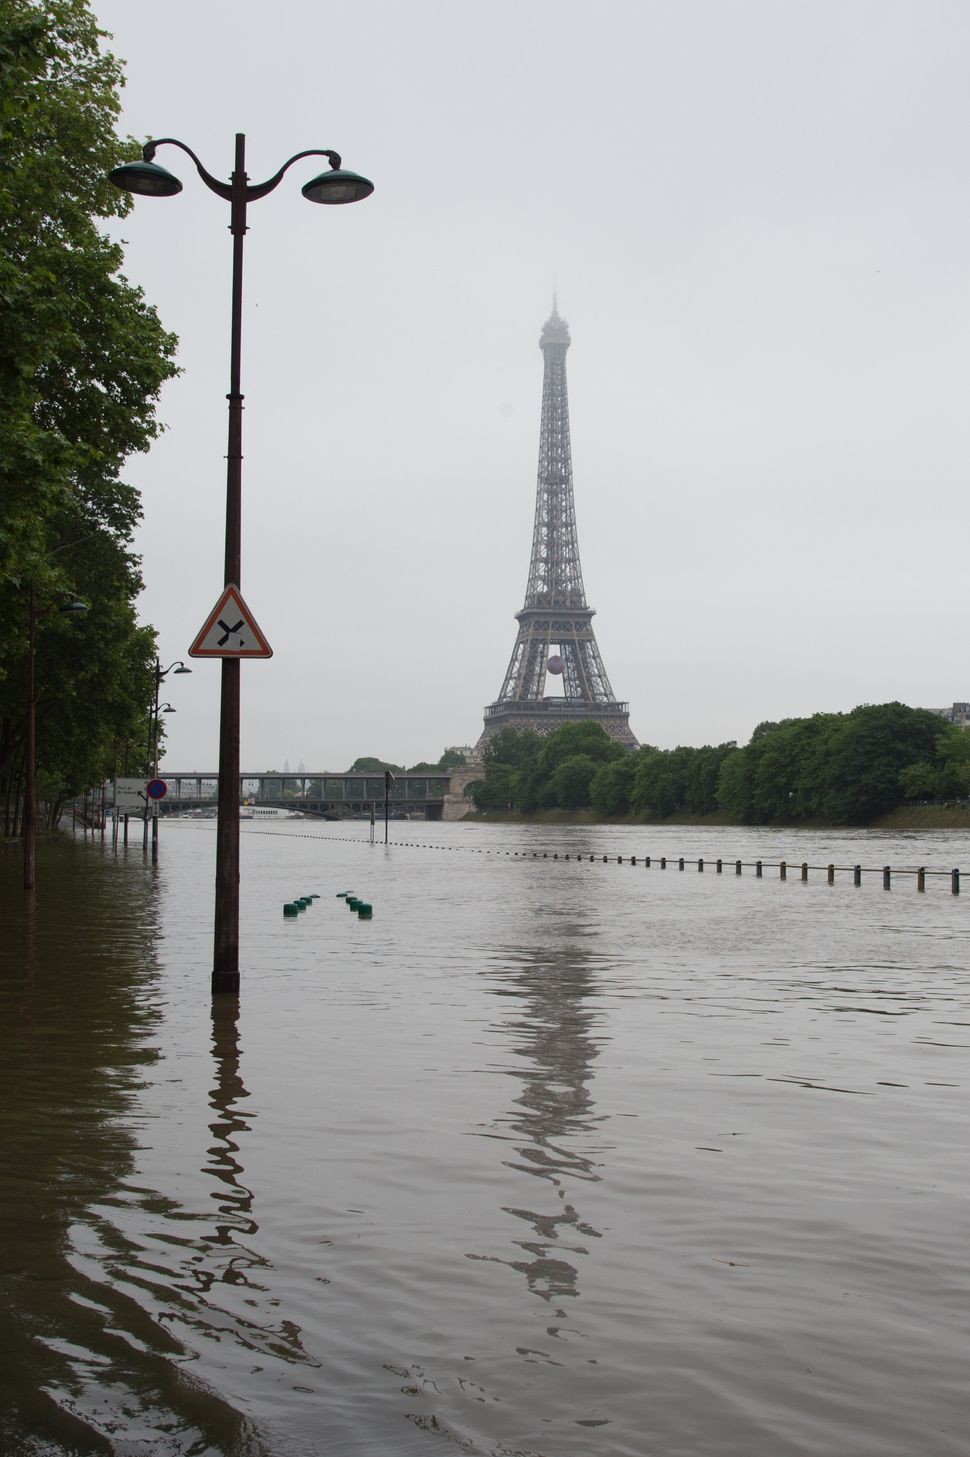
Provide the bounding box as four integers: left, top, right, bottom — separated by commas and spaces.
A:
91, 0, 970, 772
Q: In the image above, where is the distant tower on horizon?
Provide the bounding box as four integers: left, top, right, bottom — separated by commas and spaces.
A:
478, 303, 637, 750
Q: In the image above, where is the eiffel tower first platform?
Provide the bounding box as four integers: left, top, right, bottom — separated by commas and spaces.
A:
478, 304, 638, 750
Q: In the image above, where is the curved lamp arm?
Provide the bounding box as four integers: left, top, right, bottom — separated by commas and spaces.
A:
245, 148, 343, 201
144, 138, 233, 200
143, 138, 343, 202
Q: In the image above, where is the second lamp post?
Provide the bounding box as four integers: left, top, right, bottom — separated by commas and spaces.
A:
146, 657, 191, 859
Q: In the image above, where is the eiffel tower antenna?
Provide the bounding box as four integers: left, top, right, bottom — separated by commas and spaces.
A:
478, 303, 637, 749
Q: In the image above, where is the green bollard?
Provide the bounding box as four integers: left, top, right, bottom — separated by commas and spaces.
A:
357, 903, 373, 919
283, 902, 299, 918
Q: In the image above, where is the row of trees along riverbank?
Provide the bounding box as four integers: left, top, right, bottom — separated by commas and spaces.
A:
0, 2, 177, 836
471, 704, 970, 826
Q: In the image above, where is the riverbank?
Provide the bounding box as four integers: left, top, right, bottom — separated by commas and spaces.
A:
468, 805, 970, 831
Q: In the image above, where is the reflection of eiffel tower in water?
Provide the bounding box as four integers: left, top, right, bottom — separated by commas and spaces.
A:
478, 302, 638, 750
468, 922, 605, 1316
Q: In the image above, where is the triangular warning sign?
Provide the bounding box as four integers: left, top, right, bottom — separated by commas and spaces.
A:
189, 584, 273, 659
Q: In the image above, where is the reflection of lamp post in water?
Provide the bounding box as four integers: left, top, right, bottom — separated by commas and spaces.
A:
24, 584, 89, 891
110, 135, 373, 997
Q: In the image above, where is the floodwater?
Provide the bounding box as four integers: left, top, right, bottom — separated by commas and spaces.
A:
1, 818, 968, 1457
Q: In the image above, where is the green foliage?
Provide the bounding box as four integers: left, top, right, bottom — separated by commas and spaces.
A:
546, 754, 598, 809
537, 721, 626, 776
471, 704, 963, 824
898, 761, 939, 801
812, 704, 943, 823
590, 754, 637, 815
927, 724, 970, 800
630, 743, 735, 818
482, 727, 543, 769
0, 0, 178, 825
350, 756, 403, 773
471, 761, 519, 810
717, 703, 955, 824
437, 748, 466, 769
404, 749, 466, 773
473, 723, 628, 812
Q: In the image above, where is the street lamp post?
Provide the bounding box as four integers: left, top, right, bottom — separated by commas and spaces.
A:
110, 135, 372, 995
24, 583, 88, 891
150, 702, 175, 858
145, 658, 191, 857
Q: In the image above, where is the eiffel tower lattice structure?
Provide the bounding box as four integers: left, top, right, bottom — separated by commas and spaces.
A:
478, 304, 638, 750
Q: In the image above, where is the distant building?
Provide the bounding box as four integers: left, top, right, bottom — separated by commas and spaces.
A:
930, 702, 970, 727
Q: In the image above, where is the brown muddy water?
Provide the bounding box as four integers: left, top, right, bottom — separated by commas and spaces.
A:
1, 819, 968, 1456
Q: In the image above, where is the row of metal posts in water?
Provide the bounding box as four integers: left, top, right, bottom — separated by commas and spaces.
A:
74, 804, 151, 855
525, 851, 961, 893
71, 813, 965, 892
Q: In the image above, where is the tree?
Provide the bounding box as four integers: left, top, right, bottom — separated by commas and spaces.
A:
716, 703, 951, 826
899, 761, 938, 801
632, 746, 693, 817
482, 728, 543, 769
814, 703, 944, 824
590, 754, 637, 815
716, 747, 752, 821
350, 757, 403, 774
931, 725, 970, 800
538, 721, 626, 778
547, 754, 598, 810
437, 748, 466, 769
683, 743, 736, 814
471, 762, 518, 810
0, 0, 178, 825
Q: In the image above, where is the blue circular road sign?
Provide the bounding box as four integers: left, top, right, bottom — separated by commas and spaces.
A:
146, 778, 167, 800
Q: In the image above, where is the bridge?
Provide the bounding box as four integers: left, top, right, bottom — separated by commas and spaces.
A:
143, 767, 482, 821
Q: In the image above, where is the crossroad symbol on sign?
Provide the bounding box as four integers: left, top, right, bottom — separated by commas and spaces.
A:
217, 617, 244, 647
189, 584, 273, 659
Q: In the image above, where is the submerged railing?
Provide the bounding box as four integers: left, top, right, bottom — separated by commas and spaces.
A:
231, 822, 965, 895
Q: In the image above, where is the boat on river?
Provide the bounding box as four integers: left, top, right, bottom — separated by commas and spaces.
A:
239, 806, 306, 820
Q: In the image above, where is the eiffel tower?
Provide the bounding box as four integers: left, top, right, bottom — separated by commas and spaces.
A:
479, 303, 638, 750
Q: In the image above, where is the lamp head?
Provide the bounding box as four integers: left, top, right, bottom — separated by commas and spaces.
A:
61, 600, 89, 615
109, 158, 183, 197
173, 664, 192, 675
302, 167, 374, 205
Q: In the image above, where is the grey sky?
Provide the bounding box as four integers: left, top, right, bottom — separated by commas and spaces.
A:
91, 0, 970, 771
